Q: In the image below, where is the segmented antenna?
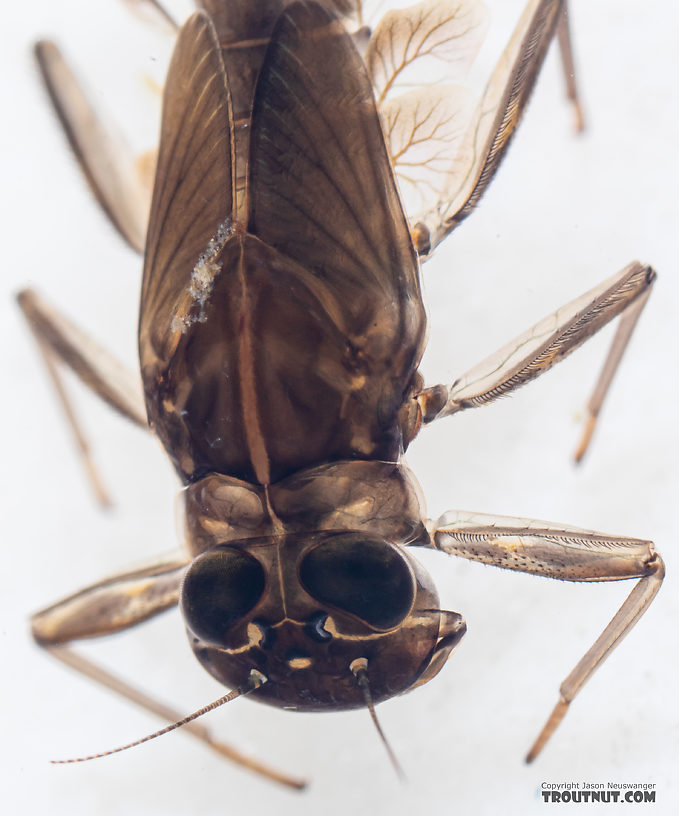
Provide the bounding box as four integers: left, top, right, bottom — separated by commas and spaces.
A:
51, 670, 267, 764
350, 658, 405, 781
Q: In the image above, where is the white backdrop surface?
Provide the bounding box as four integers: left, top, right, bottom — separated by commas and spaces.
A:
2, 2, 677, 815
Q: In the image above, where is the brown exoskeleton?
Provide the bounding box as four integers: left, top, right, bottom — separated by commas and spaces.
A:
19, 0, 663, 789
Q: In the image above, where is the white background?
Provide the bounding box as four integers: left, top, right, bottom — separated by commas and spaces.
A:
2, 1, 678, 814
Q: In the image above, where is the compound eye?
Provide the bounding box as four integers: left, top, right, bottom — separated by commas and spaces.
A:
181, 548, 265, 646
299, 535, 414, 630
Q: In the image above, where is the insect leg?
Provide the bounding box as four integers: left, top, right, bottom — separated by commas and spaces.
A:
118, 0, 179, 31
416, 261, 655, 461
31, 560, 305, 788
34, 40, 152, 253
427, 511, 664, 760
414, 0, 569, 255
17, 289, 148, 505
556, 1, 584, 132
32, 558, 187, 646
32, 559, 186, 731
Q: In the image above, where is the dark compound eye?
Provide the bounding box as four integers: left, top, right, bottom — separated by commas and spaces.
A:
299, 535, 414, 630
181, 548, 265, 646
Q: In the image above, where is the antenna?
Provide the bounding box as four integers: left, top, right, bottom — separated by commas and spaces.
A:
350, 658, 405, 782
51, 670, 267, 764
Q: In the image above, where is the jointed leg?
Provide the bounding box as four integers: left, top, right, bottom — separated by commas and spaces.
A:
425, 511, 664, 760
34, 41, 152, 253
556, 1, 585, 132
416, 261, 655, 461
416, 0, 573, 255
18, 289, 148, 505
573, 285, 651, 461
32, 559, 306, 788
121, 0, 179, 31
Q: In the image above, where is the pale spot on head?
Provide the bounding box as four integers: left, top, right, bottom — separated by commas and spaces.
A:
287, 656, 313, 670
247, 621, 264, 646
